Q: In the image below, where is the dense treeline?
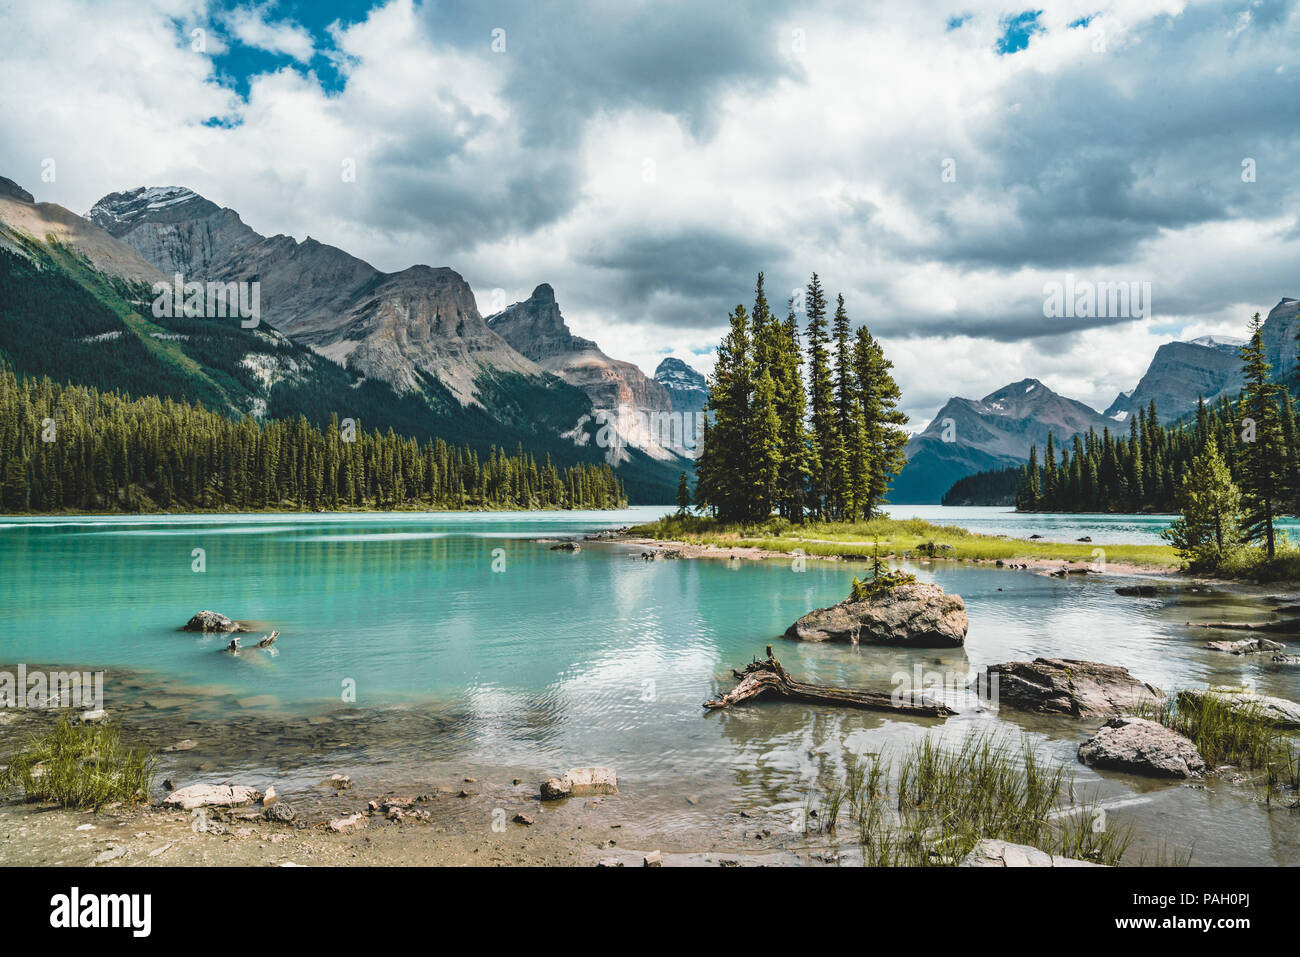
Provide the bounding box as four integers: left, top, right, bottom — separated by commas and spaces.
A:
1018, 311, 1300, 565
694, 273, 908, 523
942, 467, 1020, 506
0, 367, 626, 512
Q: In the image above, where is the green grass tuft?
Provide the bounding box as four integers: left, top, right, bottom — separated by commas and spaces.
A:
629, 515, 1178, 568
0, 718, 155, 810
808, 731, 1136, 866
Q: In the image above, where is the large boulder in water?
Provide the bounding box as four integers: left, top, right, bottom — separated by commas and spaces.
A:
983, 658, 1164, 717
783, 582, 967, 647
1077, 716, 1207, 778
182, 610, 246, 633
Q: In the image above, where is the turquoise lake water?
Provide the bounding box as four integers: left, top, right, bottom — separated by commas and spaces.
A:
1, 505, 1298, 863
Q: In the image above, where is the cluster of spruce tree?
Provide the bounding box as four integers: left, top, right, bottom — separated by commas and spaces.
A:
694, 273, 908, 523
942, 466, 1020, 506
1016, 312, 1300, 561
0, 367, 625, 512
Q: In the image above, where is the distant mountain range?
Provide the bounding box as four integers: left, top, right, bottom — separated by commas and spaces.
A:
894, 378, 1114, 503
893, 298, 1299, 503
0, 176, 706, 503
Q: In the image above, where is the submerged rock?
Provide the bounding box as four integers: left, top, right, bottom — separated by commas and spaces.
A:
1077, 716, 1207, 778
540, 767, 618, 800
1180, 687, 1300, 728
783, 582, 967, 647
983, 658, 1164, 718
1115, 585, 1158, 597
1205, 637, 1286, 655
549, 541, 581, 552
1273, 654, 1300, 665
182, 610, 246, 633
164, 783, 263, 810
959, 839, 1103, 868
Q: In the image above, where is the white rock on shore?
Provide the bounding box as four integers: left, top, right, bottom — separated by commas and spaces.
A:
959, 839, 1103, 867
540, 767, 618, 800
163, 783, 263, 810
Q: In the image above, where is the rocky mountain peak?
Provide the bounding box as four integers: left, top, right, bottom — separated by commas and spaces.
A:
486, 284, 596, 362
87, 186, 210, 233
654, 357, 708, 417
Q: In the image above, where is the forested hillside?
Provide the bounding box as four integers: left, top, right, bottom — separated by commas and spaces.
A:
0, 368, 625, 512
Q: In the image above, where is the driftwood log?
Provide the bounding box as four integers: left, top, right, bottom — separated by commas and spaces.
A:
703, 646, 955, 717
224, 630, 279, 653
1187, 620, 1300, 634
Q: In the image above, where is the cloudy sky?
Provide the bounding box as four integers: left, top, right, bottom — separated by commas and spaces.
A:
2, 0, 1297, 427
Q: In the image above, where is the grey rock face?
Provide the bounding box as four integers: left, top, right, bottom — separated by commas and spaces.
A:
1103, 338, 1245, 425
1077, 716, 1206, 778
487, 284, 689, 458
87, 186, 542, 407
485, 283, 598, 361
1260, 297, 1300, 385
784, 582, 968, 647
654, 357, 708, 417
959, 839, 1103, 867
984, 658, 1164, 717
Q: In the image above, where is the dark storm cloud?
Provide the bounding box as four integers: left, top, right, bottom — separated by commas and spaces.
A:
367, 139, 582, 243
877, 5, 1300, 275
420, 0, 802, 145
574, 226, 790, 329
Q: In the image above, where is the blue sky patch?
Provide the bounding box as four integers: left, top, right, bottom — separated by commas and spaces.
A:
198, 1, 377, 98
996, 10, 1045, 54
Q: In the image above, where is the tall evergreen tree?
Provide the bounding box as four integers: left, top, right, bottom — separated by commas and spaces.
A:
675, 471, 692, 515
1237, 313, 1286, 557
853, 326, 908, 518
804, 274, 836, 520
774, 300, 811, 521
695, 305, 753, 521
